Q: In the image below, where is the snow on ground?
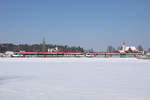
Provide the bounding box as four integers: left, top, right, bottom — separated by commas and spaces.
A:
0, 58, 150, 100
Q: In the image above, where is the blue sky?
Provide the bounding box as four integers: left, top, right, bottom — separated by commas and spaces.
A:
0, 0, 150, 50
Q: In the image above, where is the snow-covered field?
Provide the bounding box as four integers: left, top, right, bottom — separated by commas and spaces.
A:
0, 58, 150, 100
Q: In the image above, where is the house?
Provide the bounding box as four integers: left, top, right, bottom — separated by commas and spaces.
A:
4, 51, 14, 57
48, 47, 59, 52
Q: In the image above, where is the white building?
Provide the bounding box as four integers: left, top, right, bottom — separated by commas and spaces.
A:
4, 51, 14, 57
119, 43, 137, 52
48, 47, 59, 52
125, 46, 137, 51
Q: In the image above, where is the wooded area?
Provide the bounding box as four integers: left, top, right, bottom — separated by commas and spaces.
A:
0, 43, 84, 53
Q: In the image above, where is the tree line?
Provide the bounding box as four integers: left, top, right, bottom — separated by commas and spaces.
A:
0, 43, 84, 53
0, 43, 150, 53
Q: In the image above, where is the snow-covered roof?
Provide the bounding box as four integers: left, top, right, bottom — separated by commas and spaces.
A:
125, 46, 137, 51
5, 51, 14, 55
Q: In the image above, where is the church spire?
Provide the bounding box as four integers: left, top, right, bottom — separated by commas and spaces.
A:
42, 37, 46, 52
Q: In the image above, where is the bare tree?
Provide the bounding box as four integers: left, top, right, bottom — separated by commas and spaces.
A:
117, 46, 122, 50
107, 45, 115, 52
88, 48, 94, 52
148, 48, 150, 52
137, 45, 144, 51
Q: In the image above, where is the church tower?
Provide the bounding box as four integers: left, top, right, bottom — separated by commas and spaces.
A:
122, 42, 126, 52
42, 37, 46, 52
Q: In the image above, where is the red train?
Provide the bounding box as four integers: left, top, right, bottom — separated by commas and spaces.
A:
13, 51, 143, 58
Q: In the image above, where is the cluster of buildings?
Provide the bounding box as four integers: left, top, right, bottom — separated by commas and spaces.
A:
119, 42, 137, 53
0, 43, 145, 58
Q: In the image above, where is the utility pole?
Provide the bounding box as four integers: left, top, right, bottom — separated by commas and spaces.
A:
42, 37, 46, 52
